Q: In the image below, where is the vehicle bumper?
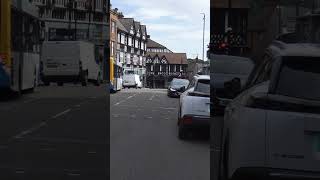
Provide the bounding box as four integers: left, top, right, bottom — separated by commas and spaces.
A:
233, 167, 320, 180
180, 115, 210, 129
167, 90, 181, 97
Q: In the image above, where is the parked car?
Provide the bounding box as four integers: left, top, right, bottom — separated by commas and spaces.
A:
167, 78, 189, 97
210, 55, 254, 115
219, 42, 320, 180
177, 75, 210, 139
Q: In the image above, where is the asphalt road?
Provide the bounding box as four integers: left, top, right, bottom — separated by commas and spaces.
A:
110, 88, 210, 180
0, 83, 108, 179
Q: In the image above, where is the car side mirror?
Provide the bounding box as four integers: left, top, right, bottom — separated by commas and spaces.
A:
225, 78, 241, 99
180, 86, 186, 92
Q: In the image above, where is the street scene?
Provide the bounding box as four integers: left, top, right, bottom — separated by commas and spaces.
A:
210, 0, 320, 180
110, 0, 211, 180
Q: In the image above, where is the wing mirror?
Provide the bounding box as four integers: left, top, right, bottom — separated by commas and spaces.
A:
180, 86, 186, 92
224, 77, 242, 99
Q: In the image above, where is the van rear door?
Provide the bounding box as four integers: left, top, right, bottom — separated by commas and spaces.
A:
43, 42, 80, 76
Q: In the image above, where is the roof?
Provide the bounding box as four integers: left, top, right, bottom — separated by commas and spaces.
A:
269, 41, 320, 57
134, 21, 141, 32
147, 39, 167, 49
140, 25, 147, 35
147, 52, 188, 64
117, 20, 128, 32
119, 18, 134, 32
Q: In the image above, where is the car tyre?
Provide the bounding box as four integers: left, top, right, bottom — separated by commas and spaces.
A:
57, 82, 64, 86
95, 74, 101, 86
178, 126, 188, 140
81, 71, 88, 86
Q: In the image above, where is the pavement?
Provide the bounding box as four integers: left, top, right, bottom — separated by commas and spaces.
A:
111, 88, 210, 180
0, 83, 108, 179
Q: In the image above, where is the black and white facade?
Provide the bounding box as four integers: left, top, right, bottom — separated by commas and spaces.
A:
118, 18, 148, 85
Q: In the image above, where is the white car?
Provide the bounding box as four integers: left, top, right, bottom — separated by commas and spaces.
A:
178, 75, 210, 139
219, 42, 320, 179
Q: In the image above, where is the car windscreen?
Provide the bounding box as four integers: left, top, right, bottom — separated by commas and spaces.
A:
276, 57, 320, 101
211, 59, 253, 75
195, 79, 210, 94
171, 79, 189, 87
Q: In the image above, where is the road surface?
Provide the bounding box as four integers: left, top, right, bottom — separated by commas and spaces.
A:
111, 88, 210, 180
0, 84, 108, 179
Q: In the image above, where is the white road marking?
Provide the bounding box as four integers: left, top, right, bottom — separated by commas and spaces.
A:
51, 109, 71, 119
113, 93, 137, 106
149, 94, 155, 101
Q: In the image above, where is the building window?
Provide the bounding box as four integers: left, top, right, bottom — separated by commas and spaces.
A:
151, 65, 153, 71
111, 41, 114, 56
128, 36, 132, 46
111, 21, 116, 34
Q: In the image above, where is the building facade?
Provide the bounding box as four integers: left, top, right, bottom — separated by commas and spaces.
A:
209, 0, 320, 61
117, 18, 148, 86
146, 52, 188, 89
31, 0, 108, 79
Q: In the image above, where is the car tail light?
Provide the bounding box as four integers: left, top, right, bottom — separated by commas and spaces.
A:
181, 116, 192, 125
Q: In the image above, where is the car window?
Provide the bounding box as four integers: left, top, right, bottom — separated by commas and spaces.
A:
246, 53, 270, 88
171, 79, 189, 87
188, 78, 195, 89
195, 79, 210, 94
275, 56, 320, 101
254, 54, 273, 84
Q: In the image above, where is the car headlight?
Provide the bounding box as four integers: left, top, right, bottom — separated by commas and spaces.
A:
170, 88, 176, 92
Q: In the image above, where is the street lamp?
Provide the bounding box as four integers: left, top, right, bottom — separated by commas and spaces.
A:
200, 13, 206, 61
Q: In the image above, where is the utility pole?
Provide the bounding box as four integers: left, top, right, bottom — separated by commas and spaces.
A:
201, 13, 205, 62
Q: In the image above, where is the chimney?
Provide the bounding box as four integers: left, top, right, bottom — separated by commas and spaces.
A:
114, 8, 118, 12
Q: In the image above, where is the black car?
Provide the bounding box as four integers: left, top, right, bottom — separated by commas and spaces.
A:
167, 78, 189, 97
211, 55, 254, 115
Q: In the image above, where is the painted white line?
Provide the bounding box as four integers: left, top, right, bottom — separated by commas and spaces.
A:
51, 109, 71, 119
113, 93, 137, 106
149, 94, 155, 101
14, 122, 47, 139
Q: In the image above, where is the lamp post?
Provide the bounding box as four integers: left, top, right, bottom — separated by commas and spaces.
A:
200, 13, 205, 61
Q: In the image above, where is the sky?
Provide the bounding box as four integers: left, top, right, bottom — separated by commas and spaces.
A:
111, 0, 210, 60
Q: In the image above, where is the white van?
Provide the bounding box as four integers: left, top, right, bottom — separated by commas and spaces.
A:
123, 74, 142, 88
41, 41, 102, 86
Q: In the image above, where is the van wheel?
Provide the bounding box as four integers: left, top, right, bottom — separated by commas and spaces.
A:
135, 84, 138, 89
82, 72, 88, 86
95, 75, 101, 86
57, 82, 64, 86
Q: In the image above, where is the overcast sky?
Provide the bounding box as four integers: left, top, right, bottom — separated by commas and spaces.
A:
111, 0, 210, 60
